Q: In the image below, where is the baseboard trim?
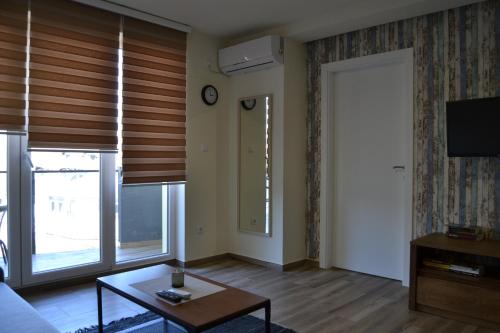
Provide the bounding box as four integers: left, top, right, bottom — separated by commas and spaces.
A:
177, 254, 231, 268
16, 258, 179, 296
228, 253, 283, 271
178, 253, 314, 272
16, 255, 315, 295
282, 259, 318, 271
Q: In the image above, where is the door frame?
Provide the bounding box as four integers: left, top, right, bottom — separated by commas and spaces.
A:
319, 48, 414, 286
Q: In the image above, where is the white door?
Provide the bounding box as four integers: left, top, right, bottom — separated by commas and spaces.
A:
331, 61, 410, 281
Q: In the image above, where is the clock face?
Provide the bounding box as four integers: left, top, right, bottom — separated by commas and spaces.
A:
202, 85, 218, 105
241, 98, 256, 110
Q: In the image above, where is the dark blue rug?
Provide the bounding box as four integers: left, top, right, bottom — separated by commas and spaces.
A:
74, 311, 295, 333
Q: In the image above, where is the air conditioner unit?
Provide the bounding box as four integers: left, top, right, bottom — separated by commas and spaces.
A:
218, 35, 283, 75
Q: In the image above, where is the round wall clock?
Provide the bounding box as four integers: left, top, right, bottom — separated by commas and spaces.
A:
201, 85, 218, 106
241, 98, 256, 110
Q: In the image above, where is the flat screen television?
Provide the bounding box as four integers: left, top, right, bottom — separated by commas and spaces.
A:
446, 97, 500, 157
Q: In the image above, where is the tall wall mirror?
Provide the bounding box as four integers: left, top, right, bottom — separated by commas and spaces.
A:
239, 94, 272, 236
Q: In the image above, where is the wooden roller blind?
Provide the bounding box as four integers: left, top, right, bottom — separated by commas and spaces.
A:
28, 0, 120, 151
122, 17, 187, 184
0, 0, 27, 134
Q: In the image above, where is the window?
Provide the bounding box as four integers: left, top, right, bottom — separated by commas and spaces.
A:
115, 156, 170, 263
30, 152, 101, 273
0, 0, 186, 286
0, 135, 8, 277
115, 184, 169, 262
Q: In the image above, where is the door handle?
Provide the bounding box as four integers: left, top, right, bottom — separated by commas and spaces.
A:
392, 166, 405, 170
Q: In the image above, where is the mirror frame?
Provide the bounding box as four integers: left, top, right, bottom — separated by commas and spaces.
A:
237, 94, 273, 237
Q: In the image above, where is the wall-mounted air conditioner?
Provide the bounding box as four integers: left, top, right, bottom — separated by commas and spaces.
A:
218, 35, 283, 76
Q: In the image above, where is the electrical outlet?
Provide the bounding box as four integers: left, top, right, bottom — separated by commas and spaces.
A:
196, 225, 204, 234
251, 218, 257, 225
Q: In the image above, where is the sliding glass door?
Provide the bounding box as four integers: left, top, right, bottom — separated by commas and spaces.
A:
0, 135, 9, 277
0, 0, 184, 288
114, 155, 177, 266
21, 141, 115, 285
30, 152, 102, 273
1, 136, 181, 288
116, 184, 169, 262
0, 135, 21, 287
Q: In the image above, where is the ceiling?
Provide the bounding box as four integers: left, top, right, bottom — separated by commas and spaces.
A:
108, 0, 482, 42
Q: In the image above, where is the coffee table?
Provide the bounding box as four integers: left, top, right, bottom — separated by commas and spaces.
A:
96, 264, 271, 333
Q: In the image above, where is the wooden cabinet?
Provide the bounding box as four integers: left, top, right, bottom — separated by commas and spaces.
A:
410, 233, 500, 330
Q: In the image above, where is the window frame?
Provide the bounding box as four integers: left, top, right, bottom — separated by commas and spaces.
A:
2, 135, 22, 288
20, 139, 116, 285
16, 134, 177, 286
113, 183, 178, 270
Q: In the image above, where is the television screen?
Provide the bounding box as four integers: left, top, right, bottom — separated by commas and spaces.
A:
446, 97, 500, 157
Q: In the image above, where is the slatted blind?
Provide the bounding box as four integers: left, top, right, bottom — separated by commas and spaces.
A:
0, 0, 27, 134
122, 17, 187, 184
28, 0, 120, 151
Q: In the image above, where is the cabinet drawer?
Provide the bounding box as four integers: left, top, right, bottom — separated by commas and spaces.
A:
417, 276, 500, 324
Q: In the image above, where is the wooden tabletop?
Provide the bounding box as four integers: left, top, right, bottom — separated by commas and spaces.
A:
97, 264, 269, 332
411, 233, 500, 259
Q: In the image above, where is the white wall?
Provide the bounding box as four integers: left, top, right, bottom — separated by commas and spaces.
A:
283, 39, 307, 264
219, 65, 285, 265
183, 34, 307, 265
216, 38, 307, 265
185, 30, 228, 261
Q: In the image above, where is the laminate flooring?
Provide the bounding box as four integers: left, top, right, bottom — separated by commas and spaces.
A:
23, 259, 499, 333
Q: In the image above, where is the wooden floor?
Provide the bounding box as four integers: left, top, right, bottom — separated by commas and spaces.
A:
23, 259, 499, 333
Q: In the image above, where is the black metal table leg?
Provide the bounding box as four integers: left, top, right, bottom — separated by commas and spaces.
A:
97, 282, 103, 333
265, 300, 271, 333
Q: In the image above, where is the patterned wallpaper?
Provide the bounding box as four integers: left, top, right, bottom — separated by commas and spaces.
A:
306, 0, 500, 259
